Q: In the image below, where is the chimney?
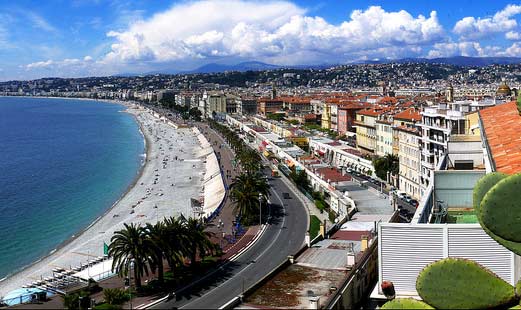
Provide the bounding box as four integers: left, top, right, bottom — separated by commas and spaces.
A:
361, 235, 369, 251
347, 242, 355, 267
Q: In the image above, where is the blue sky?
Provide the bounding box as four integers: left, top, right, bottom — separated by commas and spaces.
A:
1, 0, 521, 80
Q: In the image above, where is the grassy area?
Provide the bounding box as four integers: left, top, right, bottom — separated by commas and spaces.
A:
309, 215, 321, 239
446, 209, 478, 224
94, 303, 122, 310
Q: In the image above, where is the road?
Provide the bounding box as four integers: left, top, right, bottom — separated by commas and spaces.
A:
152, 129, 308, 309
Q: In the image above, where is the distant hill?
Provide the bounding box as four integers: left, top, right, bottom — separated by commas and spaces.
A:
184, 61, 281, 73
129, 56, 521, 77
361, 56, 521, 66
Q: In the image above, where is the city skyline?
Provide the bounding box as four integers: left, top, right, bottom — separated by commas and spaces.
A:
1, 0, 521, 81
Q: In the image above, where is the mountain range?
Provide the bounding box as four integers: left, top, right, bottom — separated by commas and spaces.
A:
362, 56, 521, 66
121, 56, 521, 77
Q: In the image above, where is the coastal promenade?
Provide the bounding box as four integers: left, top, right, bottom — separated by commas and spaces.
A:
0, 105, 213, 297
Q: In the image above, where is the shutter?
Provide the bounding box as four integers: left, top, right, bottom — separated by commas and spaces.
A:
448, 227, 513, 284
381, 226, 444, 294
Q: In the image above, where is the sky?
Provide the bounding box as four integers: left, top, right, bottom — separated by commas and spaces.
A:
1, 0, 521, 81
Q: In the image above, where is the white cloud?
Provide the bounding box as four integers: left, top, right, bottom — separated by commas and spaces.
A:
504, 42, 521, 56
453, 4, 521, 40
101, 1, 445, 66
506, 30, 521, 40
25, 60, 55, 69
25, 11, 57, 33
427, 41, 504, 58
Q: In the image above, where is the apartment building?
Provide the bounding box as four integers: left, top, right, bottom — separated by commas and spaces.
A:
238, 97, 258, 115
355, 109, 381, 153
258, 98, 283, 115
392, 107, 422, 156
375, 118, 393, 156
321, 103, 332, 130
396, 125, 421, 199
337, 103, 368, 135
418, 100, 496, 194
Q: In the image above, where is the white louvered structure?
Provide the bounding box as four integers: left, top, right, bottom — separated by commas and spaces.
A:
378, 223, 516, 297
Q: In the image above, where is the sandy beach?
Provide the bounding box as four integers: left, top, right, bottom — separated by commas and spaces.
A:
0, 104, 215, 296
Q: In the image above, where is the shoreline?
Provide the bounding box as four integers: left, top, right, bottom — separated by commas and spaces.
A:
0, 99, 148, 284
0, 99, 206, 296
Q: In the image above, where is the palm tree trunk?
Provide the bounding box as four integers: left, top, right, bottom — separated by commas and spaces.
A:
134, 266, 142, 289
158, 260, 164, 284
190, 252, 197, 269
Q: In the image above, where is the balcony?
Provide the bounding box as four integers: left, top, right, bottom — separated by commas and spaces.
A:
422, 161, 435, 169
421, 148, 434, 156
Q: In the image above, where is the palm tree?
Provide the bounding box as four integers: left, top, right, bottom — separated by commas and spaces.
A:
143, 222, 167, 285
384, 153, 399, 176
238, 148, 262, 174
162, 216, 189, 270
182, 217, 216, 268
230, 173, 270, 225
108, 223, 150, 289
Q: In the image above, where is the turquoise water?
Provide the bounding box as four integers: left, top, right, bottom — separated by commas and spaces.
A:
0, 97, 144, 279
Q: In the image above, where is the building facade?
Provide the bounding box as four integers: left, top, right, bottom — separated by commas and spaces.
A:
396, 125, 421, 199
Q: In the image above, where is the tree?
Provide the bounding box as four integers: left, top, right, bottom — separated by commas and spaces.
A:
230, 173, 270, 225
373, 154, 398, 180
162, 216, 189, 271
63, 291, 90, 310
189, 107, 202, 121
182, 217, 216, 268
290, 169, 310, 192
143, 222, 168, 285
237, 148, 262, 174
103, 288, 128, 306
108, 223, 150, 289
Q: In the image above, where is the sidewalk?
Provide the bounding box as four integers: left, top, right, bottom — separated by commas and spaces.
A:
252, 140, 332, 229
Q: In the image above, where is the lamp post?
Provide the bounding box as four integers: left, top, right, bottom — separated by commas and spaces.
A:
259, 193, 262, 226
129, 259, 134, 310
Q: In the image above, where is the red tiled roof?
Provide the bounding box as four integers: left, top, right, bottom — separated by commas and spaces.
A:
480, 101, 521, 175
393, 107, 421, 122
331, 230, 372, 241
315, 167, 351, 183
357, 109, 383, 117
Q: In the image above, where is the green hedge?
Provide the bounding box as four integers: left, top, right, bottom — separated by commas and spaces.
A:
309, 215, 321, 239
314, 199, 325, 213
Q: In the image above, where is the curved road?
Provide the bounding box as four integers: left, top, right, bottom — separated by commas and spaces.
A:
156, 164, 308, 309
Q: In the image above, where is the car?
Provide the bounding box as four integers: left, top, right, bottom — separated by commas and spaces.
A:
410, 199, 419, 207
396, 191, 407, 198
404, 195, 413, 203
282, 192, 290, 199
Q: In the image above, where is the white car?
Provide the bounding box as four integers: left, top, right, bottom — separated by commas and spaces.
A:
396, 191, 407, 198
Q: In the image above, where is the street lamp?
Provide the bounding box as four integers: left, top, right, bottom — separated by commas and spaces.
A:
129, 258, 135, 310
259, 193, 263, 225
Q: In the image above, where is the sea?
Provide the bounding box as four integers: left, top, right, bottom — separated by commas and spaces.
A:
0, 97, 144, 280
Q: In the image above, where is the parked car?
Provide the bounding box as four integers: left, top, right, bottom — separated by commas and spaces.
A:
282, 192, 290, 199
410, 199, 419, 207
404, 195, 413, 203
396, 191, 407, 198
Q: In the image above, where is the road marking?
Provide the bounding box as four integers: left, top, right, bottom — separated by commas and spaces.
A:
181, 182, 287, 309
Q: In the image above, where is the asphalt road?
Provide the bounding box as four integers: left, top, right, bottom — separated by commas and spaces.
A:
154, 165, 308, 308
